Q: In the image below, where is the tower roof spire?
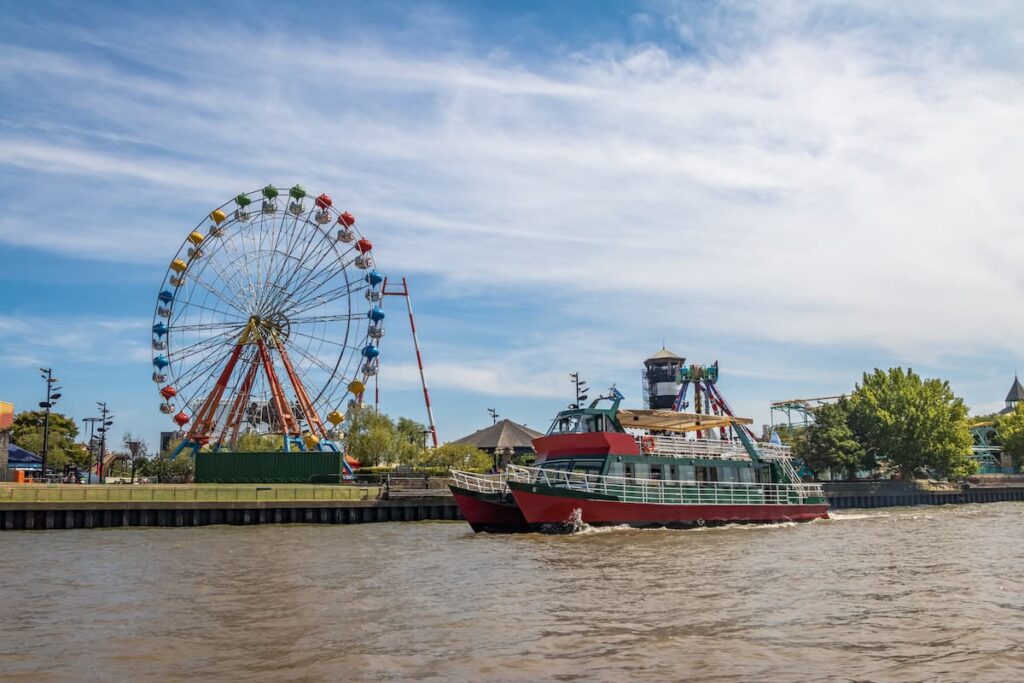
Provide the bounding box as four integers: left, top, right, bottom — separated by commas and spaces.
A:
1008, 375, 1024, 404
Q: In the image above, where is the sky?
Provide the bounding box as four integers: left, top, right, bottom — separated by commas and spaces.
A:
1, 0, 1023, 450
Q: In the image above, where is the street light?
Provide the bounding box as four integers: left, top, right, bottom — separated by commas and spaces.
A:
39, 368, 61, 477
96, 402, 114, 484
569, 372, 588, 409
82, 417, 102, 483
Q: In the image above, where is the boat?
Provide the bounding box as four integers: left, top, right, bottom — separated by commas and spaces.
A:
451, 392, 828, 532
448, 470, 529, 533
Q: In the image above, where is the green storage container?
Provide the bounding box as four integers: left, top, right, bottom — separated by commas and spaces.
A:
195, 451, 343, 483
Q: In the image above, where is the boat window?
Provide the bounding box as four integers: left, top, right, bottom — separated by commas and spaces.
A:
649, 464, 663, 480
625, 463, 635, 480
739, 468, 754, 483
580, 415, 600, 433
544, 460, 572, 471
678, 465, 695, 482
548, 415, 581, 435
718, 467, 737, 482
572, 461, 603, 475
634, 462, 650, 480
607, 460, 625, 478
695, 466, 707, 482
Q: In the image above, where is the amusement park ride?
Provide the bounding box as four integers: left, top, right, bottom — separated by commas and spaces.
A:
641, 350, 755, 441
151, 185, 437, 467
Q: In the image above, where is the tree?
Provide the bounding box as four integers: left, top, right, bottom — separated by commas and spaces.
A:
848, 368, 975, 480
122, 432, 149, 480
234, 432, 284, 452
344, 409, 426, 466
416, 443, 491, 472
11, 411, 89, 471
996, 404, 1024, 469
138, 453, 194, 483
792, 398, 866, 480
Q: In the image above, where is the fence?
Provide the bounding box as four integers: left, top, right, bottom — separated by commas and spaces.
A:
0, 484, 380, 504
507, 465, 825, 506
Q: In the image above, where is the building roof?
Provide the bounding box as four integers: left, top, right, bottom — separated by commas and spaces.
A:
8, 443, 41, 465
1007, 375, 1024, 403
451, 419, 544, 451
645, 347, 684, 363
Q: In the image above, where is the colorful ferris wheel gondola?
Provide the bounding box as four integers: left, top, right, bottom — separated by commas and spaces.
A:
151, 184, 385, 462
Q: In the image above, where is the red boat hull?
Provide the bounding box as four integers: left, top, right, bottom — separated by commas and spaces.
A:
508, 484, 829, 530
450, 485, 530, 533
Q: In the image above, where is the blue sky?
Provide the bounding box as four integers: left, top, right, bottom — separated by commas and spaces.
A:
2, 1, 1024, 450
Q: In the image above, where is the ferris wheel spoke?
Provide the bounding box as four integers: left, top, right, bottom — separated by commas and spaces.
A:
186, 268, 251, 317
171, 297, 249, 327
262, 233, 342, 315
284, 339, 345, 381
254, 211, 305, 315
286, 281, 369, 319
286, 313, 367, 325
171, 320, 248, 333
172, 345, 242, 403
170, 328, 247, 365
286, 328, 364, 352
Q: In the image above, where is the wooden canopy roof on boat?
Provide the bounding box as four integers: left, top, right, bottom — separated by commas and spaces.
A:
615, 409, 753, 434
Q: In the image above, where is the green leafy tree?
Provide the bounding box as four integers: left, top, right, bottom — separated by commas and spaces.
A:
233, 432, 284, 452
848, 368, 975, 480
138, 453, 194, 482
996, 404, 1024, 469
11, 411, 89, 470
416, 443, 492, 472
344, 409, 426, 466
793, 398, 866, 480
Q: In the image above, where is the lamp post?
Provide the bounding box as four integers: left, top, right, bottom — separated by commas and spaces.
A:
96, 402, 114, 484
82, 417, 102, 483
38, 368, 62, 478
568, 372, 588, 410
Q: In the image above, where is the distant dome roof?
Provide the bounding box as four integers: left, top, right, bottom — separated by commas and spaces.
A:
645, 347, 684, 363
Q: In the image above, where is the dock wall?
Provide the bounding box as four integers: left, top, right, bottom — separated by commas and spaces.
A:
3, 482, 1024, 531
0, 497, 461, 531
822, 481, 1024, 509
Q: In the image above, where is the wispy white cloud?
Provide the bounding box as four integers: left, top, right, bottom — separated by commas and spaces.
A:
1, 0, 1023, 388
0, 315, 151, 367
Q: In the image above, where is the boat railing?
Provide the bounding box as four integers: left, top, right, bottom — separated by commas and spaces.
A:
632, 434, 794, 461
449, 470, 508, 494
507, 465, 825, 506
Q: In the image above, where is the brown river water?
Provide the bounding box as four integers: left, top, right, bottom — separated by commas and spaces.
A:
2, 503, 1023, 682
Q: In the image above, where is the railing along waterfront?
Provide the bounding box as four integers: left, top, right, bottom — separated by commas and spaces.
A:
631, 434, 792, 461
0, 484, 380, 504
507, 465, 824, 507
449, 471, 508, 494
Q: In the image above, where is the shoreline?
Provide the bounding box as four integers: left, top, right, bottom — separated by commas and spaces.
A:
2, 481, 1023, 531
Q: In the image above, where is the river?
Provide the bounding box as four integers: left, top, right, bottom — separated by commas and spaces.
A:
2, 503, 1023, 682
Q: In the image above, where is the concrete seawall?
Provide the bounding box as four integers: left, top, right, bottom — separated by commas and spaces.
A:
3, 481, 1023, 531
822, 481, 1024, 509
0, 496, 461, 531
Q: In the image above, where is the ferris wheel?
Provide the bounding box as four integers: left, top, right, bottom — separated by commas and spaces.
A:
150, 184, 385, 457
